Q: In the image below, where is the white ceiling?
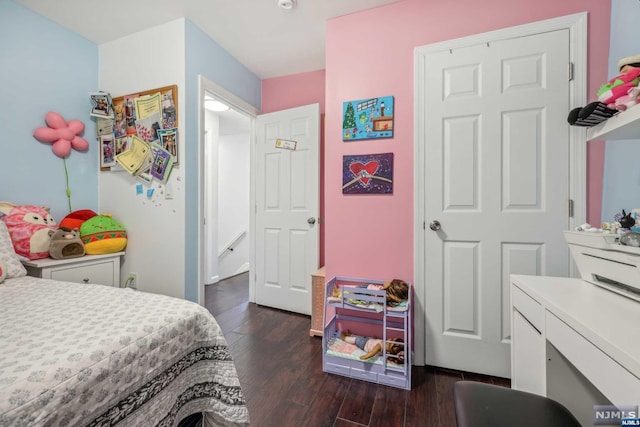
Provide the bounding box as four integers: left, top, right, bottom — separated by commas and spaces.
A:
15, 0, 403, 79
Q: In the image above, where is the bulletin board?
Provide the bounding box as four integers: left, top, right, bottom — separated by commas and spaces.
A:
100, 84, 179, 171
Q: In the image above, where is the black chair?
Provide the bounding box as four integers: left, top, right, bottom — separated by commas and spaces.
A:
453, 381, 581, 427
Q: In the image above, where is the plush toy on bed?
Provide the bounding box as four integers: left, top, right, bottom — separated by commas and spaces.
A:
48, 227, 85, 260
0, 202, 57, 260
340, 330, 405, 363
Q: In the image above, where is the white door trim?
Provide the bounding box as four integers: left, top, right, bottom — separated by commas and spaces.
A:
197, 75, 260, 305
413, 12, 587, 365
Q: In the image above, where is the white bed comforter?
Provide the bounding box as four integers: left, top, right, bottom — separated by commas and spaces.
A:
0, 276, 249, 427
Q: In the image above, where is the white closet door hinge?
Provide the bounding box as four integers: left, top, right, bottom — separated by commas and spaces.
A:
568, 62, 574, 81
568, 199, 574, 218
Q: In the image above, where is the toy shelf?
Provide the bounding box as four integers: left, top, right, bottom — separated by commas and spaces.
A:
322, 276, 412, 390
587, 104, 640, 141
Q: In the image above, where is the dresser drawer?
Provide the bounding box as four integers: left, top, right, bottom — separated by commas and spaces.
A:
23, 252, 123, 287
512, 285, 544, 332
49, 261, 115, 286
546, 312, 640, 405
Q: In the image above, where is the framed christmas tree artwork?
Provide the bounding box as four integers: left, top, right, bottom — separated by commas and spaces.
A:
342, 96, 394, 141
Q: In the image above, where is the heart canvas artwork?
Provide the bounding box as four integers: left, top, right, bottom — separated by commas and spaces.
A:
342, 152, 393, 195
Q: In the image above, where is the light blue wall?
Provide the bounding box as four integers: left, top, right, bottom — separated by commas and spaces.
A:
0, 0, 98, 222
601, 0, 640, 223
183, 20, 261, 301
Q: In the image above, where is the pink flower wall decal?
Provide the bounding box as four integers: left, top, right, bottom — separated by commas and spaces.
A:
33, 112, 89, 158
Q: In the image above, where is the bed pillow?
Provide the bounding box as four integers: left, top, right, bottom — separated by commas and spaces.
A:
0, 221, 27, 278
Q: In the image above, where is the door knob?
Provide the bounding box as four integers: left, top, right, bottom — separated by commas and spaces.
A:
429, 220, 441, 231
307, 217, 316, 225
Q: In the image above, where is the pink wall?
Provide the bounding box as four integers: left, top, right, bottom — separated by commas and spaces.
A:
324, 0, 611, 283
262, 70, 326, 114
262, 70, 327, 266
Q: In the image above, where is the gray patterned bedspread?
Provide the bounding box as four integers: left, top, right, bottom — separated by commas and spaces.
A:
0, 276, 249, 426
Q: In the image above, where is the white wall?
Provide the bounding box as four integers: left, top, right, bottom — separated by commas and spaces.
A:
98, 19, 186, 298
217, 133, 250, 279
204, 109, 219, 283
203, 107, 250, 283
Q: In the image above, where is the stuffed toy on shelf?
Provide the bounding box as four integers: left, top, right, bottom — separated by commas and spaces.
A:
568, 54, 640, 127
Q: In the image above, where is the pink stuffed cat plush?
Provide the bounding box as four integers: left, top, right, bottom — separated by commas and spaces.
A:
0, 202, 57, 260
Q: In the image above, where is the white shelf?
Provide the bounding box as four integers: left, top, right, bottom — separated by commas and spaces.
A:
587, 104, 640, 141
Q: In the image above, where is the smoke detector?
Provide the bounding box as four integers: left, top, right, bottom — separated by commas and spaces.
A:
277, 0, 296, 11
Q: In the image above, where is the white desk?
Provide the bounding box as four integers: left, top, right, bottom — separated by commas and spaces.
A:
510, 275, 640, 425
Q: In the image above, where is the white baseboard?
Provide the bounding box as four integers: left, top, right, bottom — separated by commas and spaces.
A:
233, 262, 250, 276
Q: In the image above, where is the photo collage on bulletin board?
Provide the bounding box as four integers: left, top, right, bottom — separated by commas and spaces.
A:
342, 95, 394, 195
94, 85, 178, 186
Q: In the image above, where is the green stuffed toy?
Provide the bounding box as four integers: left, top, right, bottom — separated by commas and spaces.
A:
80, 214, 127, 255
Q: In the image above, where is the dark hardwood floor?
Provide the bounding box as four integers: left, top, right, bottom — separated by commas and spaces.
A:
204, 273, 510, 427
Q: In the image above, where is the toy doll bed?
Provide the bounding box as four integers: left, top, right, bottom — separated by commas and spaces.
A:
322, 277, 412, 390
0, 275, 249, 427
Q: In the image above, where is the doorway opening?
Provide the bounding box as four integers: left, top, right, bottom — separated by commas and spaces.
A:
198, 76, 259, 305
203, 92, 252, 284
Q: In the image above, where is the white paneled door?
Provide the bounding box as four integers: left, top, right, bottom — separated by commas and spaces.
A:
255, 104, 320, 315
419, 30, 570, 377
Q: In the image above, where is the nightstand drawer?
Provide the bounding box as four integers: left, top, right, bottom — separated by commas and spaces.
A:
23, 252, 123, 287
50, 261, 114, 286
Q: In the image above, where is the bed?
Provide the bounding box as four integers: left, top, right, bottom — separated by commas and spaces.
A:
0, 222, 249, 427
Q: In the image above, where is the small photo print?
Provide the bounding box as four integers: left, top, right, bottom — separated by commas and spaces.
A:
114, 136, 130, 156
161, 89, 177, 129
137, 169, 153, 185
150, 145, 174, 184
100, 134, 116, 167
113, 99, 127, 138
157, 127, 178, 163
124, 94, 139, 135
90, 92, 113, 118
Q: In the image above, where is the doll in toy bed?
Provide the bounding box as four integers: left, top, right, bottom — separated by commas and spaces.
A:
340, 330, 405, 363
331, 279, 409, 307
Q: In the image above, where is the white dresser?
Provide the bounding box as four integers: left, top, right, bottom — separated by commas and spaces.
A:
22, 252, 124, 287
510, 274, 640, 426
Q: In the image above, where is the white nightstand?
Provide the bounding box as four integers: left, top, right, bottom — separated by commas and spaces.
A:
22, 252, 124, 287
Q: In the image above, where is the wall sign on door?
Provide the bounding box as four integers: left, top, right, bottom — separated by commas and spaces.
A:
275, 139, 297, 150
342, 96, 394, 141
